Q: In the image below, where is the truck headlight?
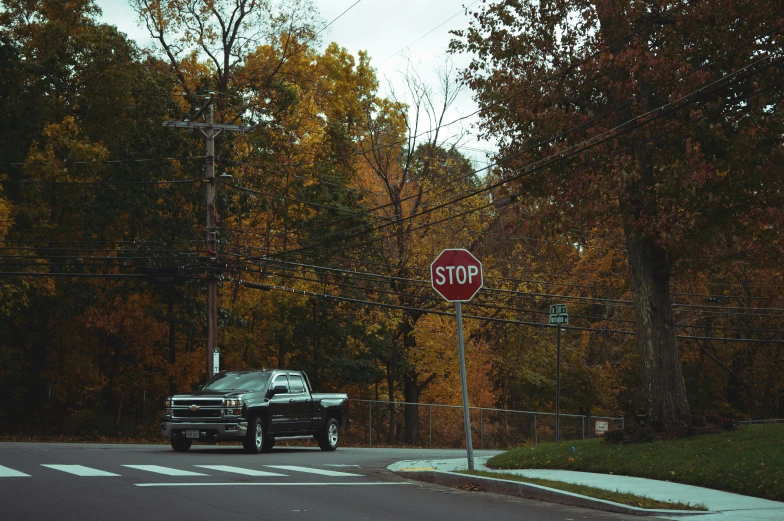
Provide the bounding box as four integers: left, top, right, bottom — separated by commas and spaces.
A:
164, 398, 172, 407
223, 398, 242, 407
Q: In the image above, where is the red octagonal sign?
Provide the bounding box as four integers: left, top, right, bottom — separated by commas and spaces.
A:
430, 249, 483, 302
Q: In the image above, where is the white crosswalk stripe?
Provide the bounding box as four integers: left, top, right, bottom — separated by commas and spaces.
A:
41, 465, 120, 477
264, 465, 362, 477
0, 465, 30, 477
123, 465, 208, 476
1, 462, 364, 479
194, 465, 286, 477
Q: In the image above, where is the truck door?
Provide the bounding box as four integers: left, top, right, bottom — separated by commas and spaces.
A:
268, 374, 295, 432
286, 373, 313, 432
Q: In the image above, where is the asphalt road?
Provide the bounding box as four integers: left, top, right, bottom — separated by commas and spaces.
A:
0, 442, 646, 521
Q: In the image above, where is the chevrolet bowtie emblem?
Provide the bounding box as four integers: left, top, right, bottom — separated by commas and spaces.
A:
189, 405, 200, 411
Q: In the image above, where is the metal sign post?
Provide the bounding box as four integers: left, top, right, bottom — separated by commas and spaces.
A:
430, 249, 483, 471
455, 302, 474, 470
556, 326, 561, 443
549, 304, 568, 443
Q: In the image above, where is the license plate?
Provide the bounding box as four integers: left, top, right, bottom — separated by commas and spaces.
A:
185, 430, 200, 439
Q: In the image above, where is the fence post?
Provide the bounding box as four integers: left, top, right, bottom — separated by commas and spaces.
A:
480, 408, 484, 449
368, 402, 372, 447
621, 416, 625, 431
534, 413, 538, 445
429, 404, 432, 447
582, 416, 585, 439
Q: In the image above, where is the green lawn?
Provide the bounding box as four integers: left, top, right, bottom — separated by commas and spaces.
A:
461, 470, 706, 511
486, 424, 784, 501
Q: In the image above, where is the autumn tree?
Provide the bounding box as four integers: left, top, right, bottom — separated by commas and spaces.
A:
0, 0, 205, 429
452, 0, 784, 427
345, 62, 490, 444
131, 0, 320, 114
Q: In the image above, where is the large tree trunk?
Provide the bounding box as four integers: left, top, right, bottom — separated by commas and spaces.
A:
386, 338, 398, 445
621, 148, 691, 427
403, 372, 420, 445
403, 368, 438, 446
400, 317, 423, 445
624, 232, 690, 426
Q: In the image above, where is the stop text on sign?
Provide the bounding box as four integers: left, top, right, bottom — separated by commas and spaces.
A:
430, 249, 483, 302
433, 264, 480, 286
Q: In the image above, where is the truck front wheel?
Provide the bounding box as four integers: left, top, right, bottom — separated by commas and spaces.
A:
318, 418, 340, 451
171, 437, 192, 452
243, 416, 264, 454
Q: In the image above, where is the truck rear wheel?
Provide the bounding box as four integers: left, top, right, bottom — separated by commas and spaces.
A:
318, 418, 340, 451
243, 416, 264, 454
171, 437, 192, 452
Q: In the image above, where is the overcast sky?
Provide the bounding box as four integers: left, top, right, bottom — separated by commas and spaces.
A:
93, 0, 495, 167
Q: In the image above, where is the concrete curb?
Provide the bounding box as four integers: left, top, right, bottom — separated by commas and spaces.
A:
399, 470, 711, 517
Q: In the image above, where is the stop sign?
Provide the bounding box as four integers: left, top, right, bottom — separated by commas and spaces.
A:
430, 249, 483, 302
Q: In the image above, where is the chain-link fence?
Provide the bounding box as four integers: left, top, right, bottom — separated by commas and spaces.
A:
343, 399, 624, 449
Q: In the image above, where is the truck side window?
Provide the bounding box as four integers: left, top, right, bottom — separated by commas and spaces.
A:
288, 374, 305, 394
272, 374, 289, 394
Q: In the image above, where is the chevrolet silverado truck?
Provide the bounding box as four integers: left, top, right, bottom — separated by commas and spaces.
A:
161, 370, 350, 453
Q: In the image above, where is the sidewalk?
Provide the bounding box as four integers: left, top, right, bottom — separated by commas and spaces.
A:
388, 457, 784, 520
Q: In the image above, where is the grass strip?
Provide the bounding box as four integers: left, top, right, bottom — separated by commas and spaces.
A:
487, 423, 784, 501
459, 470, 707, 511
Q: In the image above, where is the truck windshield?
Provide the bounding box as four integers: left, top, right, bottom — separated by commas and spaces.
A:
202, 372, 271, 392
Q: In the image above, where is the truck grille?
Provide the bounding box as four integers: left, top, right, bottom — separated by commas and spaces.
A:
172, 409, 221, 419
173, 399, 222, 407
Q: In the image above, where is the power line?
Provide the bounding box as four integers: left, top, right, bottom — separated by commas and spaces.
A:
7, 156, 206, 167
233, 256, 784, 316
222, 180, 391, 220
20, 179, 196, 186
0, 272, 149, 278
272, 50, 782, 258
247, 263, 784, 333
315, 0, 366, 37
180, 0, 702, 242
226, 239, 784, 294
377, 0, 482, 65
279, 19, 783, 239
231, 279, 784, 344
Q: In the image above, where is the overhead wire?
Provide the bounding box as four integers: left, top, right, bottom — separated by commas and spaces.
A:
376, 0, 483, 66
271, 18, 784, 240
230, 278, 784, 344
269, 47, 783, 259
183, 0, 701, 239
229, 256, 784, 317
7, 156, 207, 167
314, 0, 366, 38
212, 233, 784, 295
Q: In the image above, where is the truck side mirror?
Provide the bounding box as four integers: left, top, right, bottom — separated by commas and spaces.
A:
270, 385, 288, 396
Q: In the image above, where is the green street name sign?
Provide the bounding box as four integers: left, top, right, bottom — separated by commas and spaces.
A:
550, 304, 567, 315
549, 315, 569, 325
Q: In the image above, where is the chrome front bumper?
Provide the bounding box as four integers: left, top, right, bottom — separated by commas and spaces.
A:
161, 420, 248, 440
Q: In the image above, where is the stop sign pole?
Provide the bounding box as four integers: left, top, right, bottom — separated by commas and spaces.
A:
431, 249, 483, 471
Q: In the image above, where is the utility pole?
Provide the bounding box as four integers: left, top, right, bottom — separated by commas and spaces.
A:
164, 97, 254, 379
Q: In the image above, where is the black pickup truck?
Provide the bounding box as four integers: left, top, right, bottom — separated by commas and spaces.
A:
160, 370, 350, 453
